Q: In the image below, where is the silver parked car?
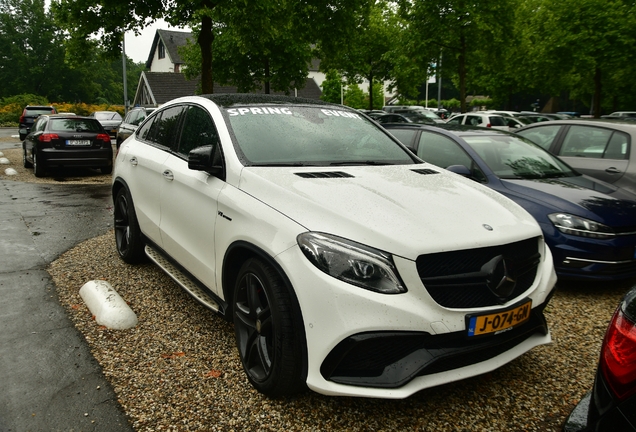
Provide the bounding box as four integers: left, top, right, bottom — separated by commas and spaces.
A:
516, 120, 636, 195
90, 110, 123, 138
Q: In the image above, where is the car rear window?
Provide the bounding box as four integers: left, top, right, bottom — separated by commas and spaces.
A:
225, 106, 416, 166
50, 119, 103, 132
489, 116, 507, 126
26, 108, 55, 116
95, 112, 123, 121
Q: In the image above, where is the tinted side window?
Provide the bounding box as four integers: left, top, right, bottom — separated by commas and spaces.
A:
489, 116, 506, 126
467, 116, 482, 126
517, 125, 561, 150
446, 116, 463, 125
153, 106, 185, 149
388, 129, 418, 149
178, 106, 218, 157
137, 114, 156, 141
604, 131, 630, 160
560, 125, 611, 158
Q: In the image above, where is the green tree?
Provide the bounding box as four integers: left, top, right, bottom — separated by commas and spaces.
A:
0, 0, 68, 100
321, 70, 344, 104
344, 83, 366, 109
400, 0, 515, 112
320, 0, 394, 110
519, 0, 636, 116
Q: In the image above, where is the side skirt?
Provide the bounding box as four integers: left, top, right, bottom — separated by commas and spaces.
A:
145, 245, 227, 316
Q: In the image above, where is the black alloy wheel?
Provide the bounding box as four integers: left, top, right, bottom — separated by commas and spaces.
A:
113, 188, 146, 263
233, 258, 306, 397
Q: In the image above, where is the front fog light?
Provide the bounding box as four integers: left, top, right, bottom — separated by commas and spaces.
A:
297, 232, 406, 294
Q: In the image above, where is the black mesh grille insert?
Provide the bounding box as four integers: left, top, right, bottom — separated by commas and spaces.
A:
295, 171, 354, 178
416, 237, 541, 308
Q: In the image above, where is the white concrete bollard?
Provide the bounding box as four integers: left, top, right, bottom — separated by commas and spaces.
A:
79, 280, 138, 330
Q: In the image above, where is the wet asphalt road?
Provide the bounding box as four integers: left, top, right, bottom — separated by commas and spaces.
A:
0, 134, 132, 431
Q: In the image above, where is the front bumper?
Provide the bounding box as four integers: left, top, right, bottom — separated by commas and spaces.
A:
276, 242, 557, 398
543, 223, 636, 281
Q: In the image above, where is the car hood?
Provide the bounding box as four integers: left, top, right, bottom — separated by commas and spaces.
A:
238, 164, 541, 260
500, 175, 636, 227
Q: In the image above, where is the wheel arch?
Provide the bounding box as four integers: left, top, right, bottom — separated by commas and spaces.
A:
222, 240, 308, 377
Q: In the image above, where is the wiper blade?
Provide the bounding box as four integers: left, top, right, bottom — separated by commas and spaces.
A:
251, 162, 306, 167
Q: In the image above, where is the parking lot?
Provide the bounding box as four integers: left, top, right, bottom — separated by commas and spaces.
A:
1, 131, 634, 431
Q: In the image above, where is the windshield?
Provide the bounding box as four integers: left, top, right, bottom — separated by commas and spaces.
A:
225, 106, 417, 166
463, 134, 576, 179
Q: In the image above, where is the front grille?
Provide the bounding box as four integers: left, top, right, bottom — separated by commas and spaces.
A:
416, 237, 541, 308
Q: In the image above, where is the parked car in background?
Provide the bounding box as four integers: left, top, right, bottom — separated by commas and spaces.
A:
516, 120, 636, 195
373, 113, 413, 124
116, 107, 156, 148
516, 114, 555, 123
601, 111, 636, 120
445, 112, 511, 130
90, 110, 123, 138
113, 94, 557, 398
484, 110, 520, 118
23, 114, 113, 177
383, 123, 636, 281
18, 105, 57, 140
392, 109, 445, 124
564, 285, 636, 431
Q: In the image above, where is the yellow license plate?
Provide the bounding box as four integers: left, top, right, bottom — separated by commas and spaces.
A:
467, 300, 532, 337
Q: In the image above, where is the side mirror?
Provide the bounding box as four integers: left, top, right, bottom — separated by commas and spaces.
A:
446, 164, 471, 177
188, 144, 224, 178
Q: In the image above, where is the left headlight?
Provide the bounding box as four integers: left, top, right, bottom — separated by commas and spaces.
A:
548, 213, 614, 239
297, 232, 406, 294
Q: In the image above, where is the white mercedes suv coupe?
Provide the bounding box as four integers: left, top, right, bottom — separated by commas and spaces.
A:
112, 94, 557, 399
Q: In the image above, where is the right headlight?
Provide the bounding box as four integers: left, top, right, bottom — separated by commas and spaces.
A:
297, 232, 406, 294
548, 213, 615, 239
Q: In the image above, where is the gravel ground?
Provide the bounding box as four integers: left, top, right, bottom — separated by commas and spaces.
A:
3, 136, 635, 431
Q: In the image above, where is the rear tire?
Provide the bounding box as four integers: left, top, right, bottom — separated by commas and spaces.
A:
114, 188, 146, 264
23, 147, 32, 168
33, 151, 45, 177
100, 165, 113, 175
233, 258, 306, 397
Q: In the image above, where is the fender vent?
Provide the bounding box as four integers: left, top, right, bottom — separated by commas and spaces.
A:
295, 171, 354, 178
412, 168, 440, 175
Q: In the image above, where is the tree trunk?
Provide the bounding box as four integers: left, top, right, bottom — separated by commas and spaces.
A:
459, 33, 467, 113
593, 67, 602, 118
368, 70, 374, 110
198, 11, 215, 94
264, 58, 270, 94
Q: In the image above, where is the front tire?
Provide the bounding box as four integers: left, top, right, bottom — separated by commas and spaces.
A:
233, 258, 306, 397
100, 165, 113, 175
113, 188, 146, 263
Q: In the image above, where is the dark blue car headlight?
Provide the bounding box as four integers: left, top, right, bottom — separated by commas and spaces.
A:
548, 213, 615, 239
297, 232, 406, 294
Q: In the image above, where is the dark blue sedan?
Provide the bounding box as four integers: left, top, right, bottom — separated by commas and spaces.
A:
382, 123, 636, 281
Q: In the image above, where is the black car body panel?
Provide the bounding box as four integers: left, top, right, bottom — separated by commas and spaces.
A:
23, 115, 113, 176
564, 286, 636, 431
19, 105, 57, 140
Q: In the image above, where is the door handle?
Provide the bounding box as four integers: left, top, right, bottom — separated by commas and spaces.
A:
129, 156, 138, 166
605, 167, 621, 174
163, 170, 174, 181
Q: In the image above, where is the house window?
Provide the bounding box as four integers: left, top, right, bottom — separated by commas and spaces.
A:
158, 41, 165, 59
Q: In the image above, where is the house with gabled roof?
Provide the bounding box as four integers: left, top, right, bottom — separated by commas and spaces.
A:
132, 29, 322, 108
